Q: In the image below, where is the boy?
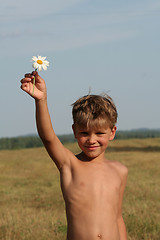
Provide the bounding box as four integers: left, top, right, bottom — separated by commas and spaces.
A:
21, 71, 128, 240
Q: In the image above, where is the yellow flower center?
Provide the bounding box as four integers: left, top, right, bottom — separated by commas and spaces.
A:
37, 60, 43, 65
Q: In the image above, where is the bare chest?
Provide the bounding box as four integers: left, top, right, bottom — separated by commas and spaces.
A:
61, 162, 121, 209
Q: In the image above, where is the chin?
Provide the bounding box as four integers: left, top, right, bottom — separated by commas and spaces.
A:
84, 152, 101, 160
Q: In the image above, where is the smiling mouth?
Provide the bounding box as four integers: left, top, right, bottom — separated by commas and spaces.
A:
85, 146, 99, 150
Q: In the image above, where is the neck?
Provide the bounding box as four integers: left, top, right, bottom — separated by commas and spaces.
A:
76, 152, 106, 163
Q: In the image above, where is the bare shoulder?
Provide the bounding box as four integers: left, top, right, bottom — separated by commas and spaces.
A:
109, 161, 128, 180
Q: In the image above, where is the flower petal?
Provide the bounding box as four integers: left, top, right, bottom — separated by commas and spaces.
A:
37, 55, 42, 60
42, 64, 47, 70
38, 65, 43, 71
43, 60, 49, 66
32, 62, 39, 69
41, 57, 46, 61
32, 56, 38, 61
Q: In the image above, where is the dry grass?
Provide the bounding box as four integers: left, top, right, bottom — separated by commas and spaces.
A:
0, 139, 160, 239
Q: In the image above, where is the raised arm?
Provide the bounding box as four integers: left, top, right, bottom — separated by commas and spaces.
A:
20, 72, 73, 170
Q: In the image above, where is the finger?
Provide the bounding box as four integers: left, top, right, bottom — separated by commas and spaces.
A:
21, 82, 33, 95
25, 73, 32, 77
21, 82, 30, 90
31, 71, 38, 76
21, 77, 32, 83
24, 73, 35, 79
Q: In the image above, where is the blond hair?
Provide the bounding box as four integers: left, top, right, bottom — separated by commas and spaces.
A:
72, 94, 118, 129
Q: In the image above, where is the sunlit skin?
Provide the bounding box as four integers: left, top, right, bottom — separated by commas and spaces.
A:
72, 125, 116, 161
21, 72, 128, 240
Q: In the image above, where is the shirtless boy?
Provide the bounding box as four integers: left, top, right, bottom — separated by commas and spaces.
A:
21, 71, 128, 240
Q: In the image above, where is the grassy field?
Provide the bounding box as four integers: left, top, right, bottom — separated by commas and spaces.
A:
0, 138, 160, 240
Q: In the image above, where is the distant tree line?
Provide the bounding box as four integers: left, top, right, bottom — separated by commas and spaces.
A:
0, 129, 160, 150
0, 134, 75, 150
0, 136, 43, 150
115, 129, 160, 139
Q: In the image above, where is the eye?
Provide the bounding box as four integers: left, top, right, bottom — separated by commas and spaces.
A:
96, 132, 104, 135
80, 132, 88, 135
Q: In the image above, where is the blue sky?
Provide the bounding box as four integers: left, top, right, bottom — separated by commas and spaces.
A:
0, 0, 160, 137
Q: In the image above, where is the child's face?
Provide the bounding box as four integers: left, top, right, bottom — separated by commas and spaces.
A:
72, 125, 116, 160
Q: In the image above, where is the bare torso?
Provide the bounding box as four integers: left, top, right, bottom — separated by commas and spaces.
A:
60, 154, 125, 240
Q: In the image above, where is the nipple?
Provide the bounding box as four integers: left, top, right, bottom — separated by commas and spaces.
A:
97, 234, 102, 239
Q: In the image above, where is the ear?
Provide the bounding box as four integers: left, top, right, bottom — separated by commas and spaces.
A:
109, 126, 117, 141
72, 124, 77, 138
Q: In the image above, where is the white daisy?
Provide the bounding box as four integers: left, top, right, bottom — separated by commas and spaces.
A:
32, 55, 49, 71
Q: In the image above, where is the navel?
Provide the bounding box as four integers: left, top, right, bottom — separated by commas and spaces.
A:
97, 234, 102, 239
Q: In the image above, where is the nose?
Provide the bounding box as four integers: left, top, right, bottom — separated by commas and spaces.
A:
87, 134, 96, 144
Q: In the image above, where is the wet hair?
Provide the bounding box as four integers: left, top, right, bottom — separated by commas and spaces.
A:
72, 94, 118, 130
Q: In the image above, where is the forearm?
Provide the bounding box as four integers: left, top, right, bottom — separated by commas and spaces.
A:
118, 216, 127, 240
35, 98, 55, 143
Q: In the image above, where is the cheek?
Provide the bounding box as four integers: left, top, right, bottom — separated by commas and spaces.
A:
99, 138, 109, 146
77, 137, 86, 146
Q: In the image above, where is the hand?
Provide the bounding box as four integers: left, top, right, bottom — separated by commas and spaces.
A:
20, 71, 47, 100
